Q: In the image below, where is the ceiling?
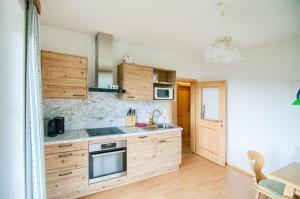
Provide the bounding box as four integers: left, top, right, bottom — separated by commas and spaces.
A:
41, 0, 300, 57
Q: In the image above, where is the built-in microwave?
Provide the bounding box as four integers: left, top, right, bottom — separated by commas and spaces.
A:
154, 87, 174, 100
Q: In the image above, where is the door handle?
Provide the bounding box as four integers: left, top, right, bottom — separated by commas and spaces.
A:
58, 143, 72, 148
138, 135, 148, 139
59, 171, 72, 176
59, 153, 72, 158
73, 94, 85, 97
91, 150, 126, 158
159, 139, 167, 143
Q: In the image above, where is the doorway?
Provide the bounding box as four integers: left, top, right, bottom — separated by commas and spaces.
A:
177, 82, 191, 153
174, 78, 197, 155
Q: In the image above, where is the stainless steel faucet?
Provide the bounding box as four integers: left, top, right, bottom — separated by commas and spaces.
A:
149, 109, 161, 125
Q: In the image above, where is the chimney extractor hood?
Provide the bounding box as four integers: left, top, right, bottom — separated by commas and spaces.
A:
89, 32, 124, 93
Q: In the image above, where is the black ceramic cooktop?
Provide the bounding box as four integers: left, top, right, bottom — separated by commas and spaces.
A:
86, 127, 125, 137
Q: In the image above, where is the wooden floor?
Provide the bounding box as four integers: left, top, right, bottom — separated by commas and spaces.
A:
182, 133, 191, 154
81, 154, 254, 199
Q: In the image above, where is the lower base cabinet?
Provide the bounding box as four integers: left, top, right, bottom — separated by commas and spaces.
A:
44, 130, 181, 199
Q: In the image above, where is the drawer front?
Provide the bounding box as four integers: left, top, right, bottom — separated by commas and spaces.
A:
127, 134, 156, 144
46, 167, 87, 182
45, 141, 88, 155
45, 150, 88, 173
46, 174, 87, 199
154, 131, 180, 140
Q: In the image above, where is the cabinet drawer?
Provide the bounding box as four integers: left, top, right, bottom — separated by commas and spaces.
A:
45, 150, 88, 173
127, 134, 156, 144
46, 167, 87, 182
45, 141, 88, 155
154, 131, 180, 140
46, 174, 87, 199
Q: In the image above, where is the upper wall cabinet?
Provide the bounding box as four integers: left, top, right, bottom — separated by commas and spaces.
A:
118, 63, 153, 100
41, 50, 88, 99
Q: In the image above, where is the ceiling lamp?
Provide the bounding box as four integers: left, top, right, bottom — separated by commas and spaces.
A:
205, 0, 244, 64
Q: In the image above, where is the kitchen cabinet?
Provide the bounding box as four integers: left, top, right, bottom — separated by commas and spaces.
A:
117, 63, 153, 100
127, 131, 181, 180
44, 130, 181, 198
41, 50, 88, 99
44, 141, 88, 199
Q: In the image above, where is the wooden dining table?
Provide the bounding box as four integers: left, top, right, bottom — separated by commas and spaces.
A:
269, 162, 300, 198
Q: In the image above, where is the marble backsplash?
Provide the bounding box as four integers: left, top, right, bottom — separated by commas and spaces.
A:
43, 92, 170, 130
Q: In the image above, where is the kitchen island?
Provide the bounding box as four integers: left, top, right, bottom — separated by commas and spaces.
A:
44, 126, 182, 199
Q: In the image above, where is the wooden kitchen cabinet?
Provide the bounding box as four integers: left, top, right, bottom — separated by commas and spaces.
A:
41, 50, 88, 99
117, 63, 153, 100
127, 131, 181, 180
44, 141, 88, 199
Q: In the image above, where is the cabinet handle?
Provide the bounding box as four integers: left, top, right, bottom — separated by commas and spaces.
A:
58, 143, 72, 148
73, 94, 85, 97
159, 139, 167, 143
59, 171, 72, 176
59, 153, 72, 158
127, 96, 136, 99
138, 136, 148, 139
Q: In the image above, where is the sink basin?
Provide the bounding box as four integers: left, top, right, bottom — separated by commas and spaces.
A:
142, 123, 175, 130
156, 123, 175, 129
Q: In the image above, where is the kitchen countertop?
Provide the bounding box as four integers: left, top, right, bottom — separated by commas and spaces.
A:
44, 126, 182, 145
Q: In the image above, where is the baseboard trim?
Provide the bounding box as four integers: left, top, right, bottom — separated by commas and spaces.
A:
226, 163, 252, 177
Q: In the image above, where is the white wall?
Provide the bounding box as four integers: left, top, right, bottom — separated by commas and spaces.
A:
40, 24, 202, 86
40, 24, 300, 173
0, 0, 26, 198
198, 37, 300, 173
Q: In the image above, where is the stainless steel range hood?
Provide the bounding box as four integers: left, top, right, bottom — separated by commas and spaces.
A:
95, 32, 113, 88
89, 32, 124, 93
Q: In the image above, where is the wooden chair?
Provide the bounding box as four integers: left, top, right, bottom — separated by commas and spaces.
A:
247, 150, 289, 199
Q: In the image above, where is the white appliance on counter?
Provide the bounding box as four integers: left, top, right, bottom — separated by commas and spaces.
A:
154, 87, 174, 100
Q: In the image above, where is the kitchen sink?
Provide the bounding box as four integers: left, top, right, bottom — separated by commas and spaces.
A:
156, 123, 175, 129
142, 123, 176, 130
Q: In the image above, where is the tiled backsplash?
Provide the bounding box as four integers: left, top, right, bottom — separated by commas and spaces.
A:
43, 92, 170, 130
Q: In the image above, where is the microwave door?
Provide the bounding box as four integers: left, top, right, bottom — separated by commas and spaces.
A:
157, 89, 169, 98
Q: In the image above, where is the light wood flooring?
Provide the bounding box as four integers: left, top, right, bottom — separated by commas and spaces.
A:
182, 133, 191, 154
81, 154, 254, 199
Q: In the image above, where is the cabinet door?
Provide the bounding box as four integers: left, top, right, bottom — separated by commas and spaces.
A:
154, 132, 181, 169
41, 50, 88, 99
127, 135, 157, 178
120, 64, 153, 100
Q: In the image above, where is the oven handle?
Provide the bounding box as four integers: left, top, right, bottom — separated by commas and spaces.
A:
91, 150, 126, 158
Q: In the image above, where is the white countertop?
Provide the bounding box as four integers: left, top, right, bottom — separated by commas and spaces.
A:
44, 126, 182, 145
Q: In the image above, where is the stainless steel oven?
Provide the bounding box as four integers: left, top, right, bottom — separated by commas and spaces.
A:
89, 140, 127, 184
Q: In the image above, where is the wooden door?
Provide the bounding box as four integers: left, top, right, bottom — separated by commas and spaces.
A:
196, 81, 226, 166
177, 84, 191, 153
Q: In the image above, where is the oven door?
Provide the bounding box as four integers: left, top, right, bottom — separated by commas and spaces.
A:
154, 88, 173, 100
89, 148, 126, 184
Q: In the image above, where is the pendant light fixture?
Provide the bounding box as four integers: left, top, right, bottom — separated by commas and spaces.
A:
204, 0, 244, 64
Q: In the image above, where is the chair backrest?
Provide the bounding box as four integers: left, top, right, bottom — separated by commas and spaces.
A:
247, 150, 267, 185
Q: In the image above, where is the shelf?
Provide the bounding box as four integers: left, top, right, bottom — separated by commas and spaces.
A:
89, 87, 125, 93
